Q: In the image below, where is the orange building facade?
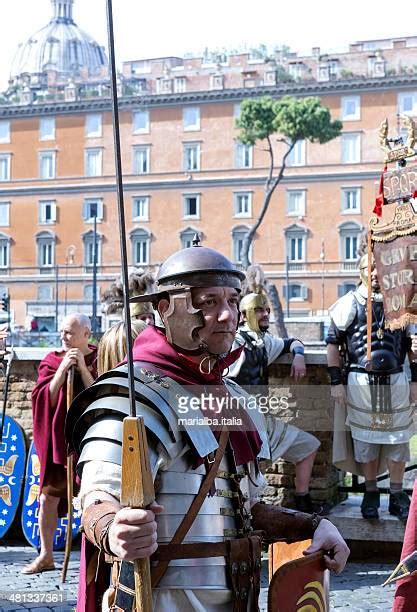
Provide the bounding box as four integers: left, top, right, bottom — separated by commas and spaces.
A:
2, 6, 417, 330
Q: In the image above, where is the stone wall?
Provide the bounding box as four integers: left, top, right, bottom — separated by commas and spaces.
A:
3, 348, 345, 512
262, 351, 346, 508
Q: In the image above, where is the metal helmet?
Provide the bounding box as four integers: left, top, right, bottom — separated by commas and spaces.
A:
130, 235, 245, 351
358, 253, 377, 288
239, 292, 270, 333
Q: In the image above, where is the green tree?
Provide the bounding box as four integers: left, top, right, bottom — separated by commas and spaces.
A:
236, 95, 342, 335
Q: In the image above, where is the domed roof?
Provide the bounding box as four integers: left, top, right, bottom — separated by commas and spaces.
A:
9, 0, 107, 85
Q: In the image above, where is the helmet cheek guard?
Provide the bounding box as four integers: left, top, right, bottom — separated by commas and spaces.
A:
163, 291, 205, 352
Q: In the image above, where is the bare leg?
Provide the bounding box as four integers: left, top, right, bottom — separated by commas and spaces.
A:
360, 458, 379, 482
22, 493, 59, 573
387, 460, 406, 484
294, 450, 317, 493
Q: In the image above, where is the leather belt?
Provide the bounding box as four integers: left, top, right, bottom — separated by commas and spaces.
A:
349, 365, 403, 375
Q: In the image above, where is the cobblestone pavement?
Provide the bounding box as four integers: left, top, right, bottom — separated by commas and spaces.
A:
0, 544, 397, 611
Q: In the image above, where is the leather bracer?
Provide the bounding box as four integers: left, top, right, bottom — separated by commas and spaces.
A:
251, 502, 322, 544
82, 499, 118, 555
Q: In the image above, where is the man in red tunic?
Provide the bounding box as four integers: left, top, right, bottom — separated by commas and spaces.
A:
22, 313, 97, 574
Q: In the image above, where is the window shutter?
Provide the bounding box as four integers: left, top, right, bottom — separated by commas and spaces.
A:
282, 285, 288, 299
97, 200, 104, 221
301, 285, 308, 300
51, 202, 57, 222
82, 202, 88, 220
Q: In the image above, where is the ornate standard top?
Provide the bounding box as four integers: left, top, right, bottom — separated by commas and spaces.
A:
8, 0, 107, 93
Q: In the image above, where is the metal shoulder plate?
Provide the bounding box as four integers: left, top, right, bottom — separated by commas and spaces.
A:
66, 362, 218, 471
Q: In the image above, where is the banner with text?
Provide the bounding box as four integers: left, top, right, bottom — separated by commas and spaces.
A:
373, 235, 417, 330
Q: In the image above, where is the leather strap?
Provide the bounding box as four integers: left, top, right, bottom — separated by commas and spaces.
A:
249, 534, 262, 612
151, 428, 230, 587
228, 537, 251, 612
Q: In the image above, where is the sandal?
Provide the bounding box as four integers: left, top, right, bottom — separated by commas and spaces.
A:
21, 557, 55, 574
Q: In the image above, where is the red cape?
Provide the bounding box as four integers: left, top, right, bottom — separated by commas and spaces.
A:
393, 480, 417, 611
32, 345, 97, 492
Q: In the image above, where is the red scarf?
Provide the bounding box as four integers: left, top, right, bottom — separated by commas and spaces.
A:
131, 326, 263, 466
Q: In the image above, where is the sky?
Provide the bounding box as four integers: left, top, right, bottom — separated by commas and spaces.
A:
0, 0, 415, 90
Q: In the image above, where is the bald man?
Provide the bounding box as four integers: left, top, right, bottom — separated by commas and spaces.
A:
22, 314, 97, 574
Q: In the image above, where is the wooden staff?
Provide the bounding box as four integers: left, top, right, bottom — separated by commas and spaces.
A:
120, 416, 155, 611
61, 365, 74, 583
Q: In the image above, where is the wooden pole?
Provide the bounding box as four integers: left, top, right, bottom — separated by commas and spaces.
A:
61, 365, 74, 583
366, 230, 373, 366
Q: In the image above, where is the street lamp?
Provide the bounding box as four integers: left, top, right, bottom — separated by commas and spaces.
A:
64, 245, 76, 316
320, 240, 325, 313
91, 212, 98, 335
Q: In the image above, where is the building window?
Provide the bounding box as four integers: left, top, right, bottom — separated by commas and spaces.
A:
36, 232, 55, 269
83, 230, 102, 267
0, 121, 10, 144
37, 285, 53, 300
174, 77, 186, 93
337, 283, 356, 298
133, 146, 150, 174
183, 107, 200, 131
132, 196, 149, 221
287, 140, 306, 166
131, 229, 150, 265
341, 133, 361, 163
235, 142, 253, 168
183, 143, 200, 171
86, 113, 102, 137
289, 237, 305, 261
40, 117, 55, 141
283, 283, 308, 301
133, 110, 150, 134
39, 151, 56, 179
287, 190, 306, 216
232, 226, 250, 264
285, 225, 307, 263
0, 236, 10, 268
84, 284, 93, 300
339, 221, 362, 262
234, 192, 252, 217
0, 202, 10, 226
344, 235, 358, 260
83, 199, 104, 222
85, 148, 102, 177
39, 200, 56, 224
398, 91, 417, 115
341, 187, 361, 213
0, 155, 10, 181
183, 194, 200, 218
180, 228, 197, 249
341, 96, 360, 121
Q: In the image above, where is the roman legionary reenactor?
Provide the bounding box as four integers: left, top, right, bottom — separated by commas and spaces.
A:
67, 242, 349, 611
326, 253, 417, 521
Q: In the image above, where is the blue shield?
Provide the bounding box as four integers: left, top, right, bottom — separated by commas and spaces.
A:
0, 415, 26, 539
21, 441, 81, 550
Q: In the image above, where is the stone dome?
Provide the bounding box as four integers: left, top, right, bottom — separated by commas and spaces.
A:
9, 0, 107, 87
